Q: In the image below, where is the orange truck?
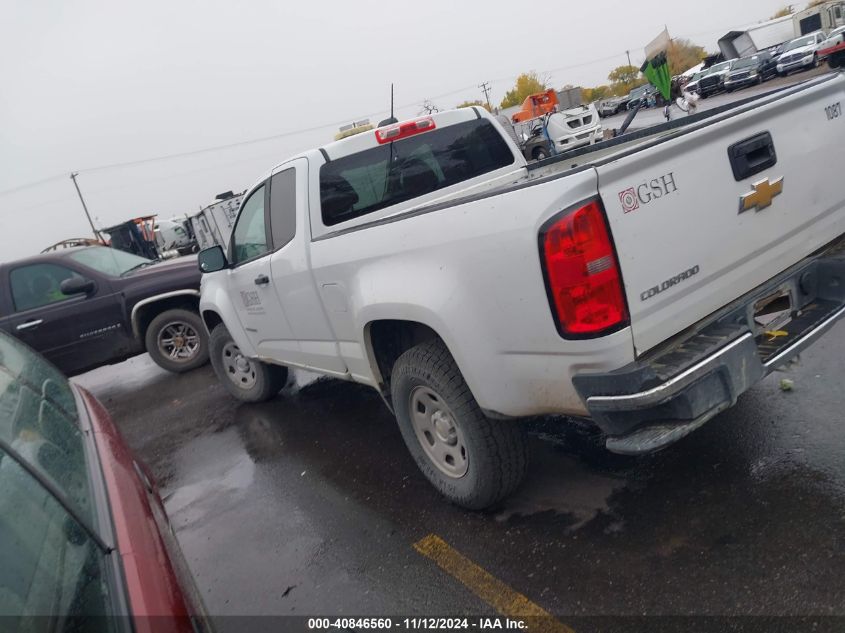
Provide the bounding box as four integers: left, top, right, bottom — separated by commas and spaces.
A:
511, 89, 559, 123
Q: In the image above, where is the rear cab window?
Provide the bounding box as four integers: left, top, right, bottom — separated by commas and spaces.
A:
319, 116, 516, 227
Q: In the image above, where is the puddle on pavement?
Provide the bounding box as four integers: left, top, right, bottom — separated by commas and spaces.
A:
163, 427, 256, 528
495, 440, 627, 530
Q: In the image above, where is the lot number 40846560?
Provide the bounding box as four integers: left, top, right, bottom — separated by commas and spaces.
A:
826, 102, 842, 120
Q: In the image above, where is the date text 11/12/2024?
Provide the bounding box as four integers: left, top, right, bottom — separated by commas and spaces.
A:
307, 618, 532, 630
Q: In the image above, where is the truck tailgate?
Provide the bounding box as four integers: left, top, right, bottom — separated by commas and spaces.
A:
596, 75, 845, 355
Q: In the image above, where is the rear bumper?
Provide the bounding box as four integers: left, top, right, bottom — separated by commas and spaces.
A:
573, 243, 845, 454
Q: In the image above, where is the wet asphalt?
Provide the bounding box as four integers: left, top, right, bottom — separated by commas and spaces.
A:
74, 320, 845, 629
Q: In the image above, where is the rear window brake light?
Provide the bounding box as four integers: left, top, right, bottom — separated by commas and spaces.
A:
375, 117, 436, 144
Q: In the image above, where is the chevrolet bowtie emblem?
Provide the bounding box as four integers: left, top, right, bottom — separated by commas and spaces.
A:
739, 177, 784, 214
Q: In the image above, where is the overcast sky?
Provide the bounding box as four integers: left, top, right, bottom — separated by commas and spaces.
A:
1, 0, 794, 261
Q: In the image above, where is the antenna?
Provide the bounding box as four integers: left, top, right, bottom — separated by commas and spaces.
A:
378, 83, 399, 127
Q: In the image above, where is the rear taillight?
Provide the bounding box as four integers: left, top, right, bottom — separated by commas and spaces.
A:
375, 117, 436, 144
540, 198, 628, 337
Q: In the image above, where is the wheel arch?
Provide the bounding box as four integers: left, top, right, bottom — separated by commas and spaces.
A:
364, 319, 453, 411
201, 309, 224, 333
131, 290, 200, 343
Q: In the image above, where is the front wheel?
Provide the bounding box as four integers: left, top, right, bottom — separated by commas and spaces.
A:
209, 324, 287, 402
391, 340, 527, 510
145, 308, 209, 373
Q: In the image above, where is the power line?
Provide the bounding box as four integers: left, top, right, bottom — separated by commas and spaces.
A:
0, 173, 68, 197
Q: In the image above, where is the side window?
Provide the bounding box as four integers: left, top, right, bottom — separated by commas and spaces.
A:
231, 185, 269, 264
269, 168, 297, 249
10, 264, 78, 312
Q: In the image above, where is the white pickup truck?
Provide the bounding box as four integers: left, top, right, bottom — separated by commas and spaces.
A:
198, 73, 845, 509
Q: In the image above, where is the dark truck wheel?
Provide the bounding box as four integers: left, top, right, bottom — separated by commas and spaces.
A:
145, 308, 209, 373
209, 324, 287, 402
390, 340, 527, 510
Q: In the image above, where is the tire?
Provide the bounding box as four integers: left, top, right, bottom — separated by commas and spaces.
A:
533, 147, 549, 161
812, 54, 819, 68
390, 340, 527, 510
208, 324, 287, 402
144, 308, 209, 373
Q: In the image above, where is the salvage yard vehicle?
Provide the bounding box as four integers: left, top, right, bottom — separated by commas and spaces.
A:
512, 105, 603, 160
597, 97, 626, 117
0, 246, 208, 376
682, 70, 708, 95
724, 52, 778, 91
198, 74, 845, 509
0, 331, 209, 630
697, 59, 736, 97
777, 32, 828, 74
821, 25, 845, 67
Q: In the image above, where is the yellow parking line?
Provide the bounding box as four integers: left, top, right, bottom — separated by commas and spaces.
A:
413, 534, 574, 633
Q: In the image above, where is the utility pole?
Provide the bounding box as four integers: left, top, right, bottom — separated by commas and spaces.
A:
70, 172, 102, 241
626, 50, 632, 68
479, 81, 492, 111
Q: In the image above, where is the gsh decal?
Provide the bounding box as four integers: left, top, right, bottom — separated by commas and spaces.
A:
618, 172, 678, 213
618, 188, 639, 213
240, 290, 261, 308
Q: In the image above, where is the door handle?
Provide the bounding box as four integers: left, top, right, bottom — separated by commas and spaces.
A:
16, 319, 43, 331
727, 131, 777, 181
254, 274, 270, 286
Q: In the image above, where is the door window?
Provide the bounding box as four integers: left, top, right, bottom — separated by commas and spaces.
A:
10, 264, 78, 312
231, 185, 269, 264
269, 168, 297, 249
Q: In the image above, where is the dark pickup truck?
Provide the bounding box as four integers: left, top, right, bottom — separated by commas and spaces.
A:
0, 246, 208, 376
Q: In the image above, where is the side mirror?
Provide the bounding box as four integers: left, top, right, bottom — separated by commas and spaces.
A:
60, 276, 96, 296
198, 246, 228, 274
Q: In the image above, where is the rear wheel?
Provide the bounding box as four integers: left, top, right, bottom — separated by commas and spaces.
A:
145, 308, 209, 373
209, 324, 287, 402
390, 340, 527, 510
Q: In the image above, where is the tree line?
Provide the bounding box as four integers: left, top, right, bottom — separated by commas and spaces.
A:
455, 0, 823, 111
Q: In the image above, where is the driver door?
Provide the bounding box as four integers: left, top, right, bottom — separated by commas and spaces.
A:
0, 262, 123, 375
225, 182, 297, 361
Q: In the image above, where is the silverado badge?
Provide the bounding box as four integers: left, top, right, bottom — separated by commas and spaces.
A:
739, 177, 784, 214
